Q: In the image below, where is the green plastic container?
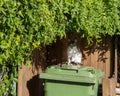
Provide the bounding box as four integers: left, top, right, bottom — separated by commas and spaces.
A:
40, 65, 103, 96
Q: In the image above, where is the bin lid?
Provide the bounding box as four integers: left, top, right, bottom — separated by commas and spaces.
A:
40, 73, 96, 83
40, 64, 103, 83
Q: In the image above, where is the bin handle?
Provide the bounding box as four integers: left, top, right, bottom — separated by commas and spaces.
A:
55, 64, 96, 74
58, 64, 79, 72
61, 66, 96, 74
60, 67, 78, 71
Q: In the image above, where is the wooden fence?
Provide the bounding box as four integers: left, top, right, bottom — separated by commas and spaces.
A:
18, 33, 117, 96
17, 48, 46, 96
47, 34, 115, 78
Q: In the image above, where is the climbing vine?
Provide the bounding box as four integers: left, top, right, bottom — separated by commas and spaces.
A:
0, 0, 120, 95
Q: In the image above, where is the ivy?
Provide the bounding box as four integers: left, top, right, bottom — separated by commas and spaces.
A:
0, 0, 120, 95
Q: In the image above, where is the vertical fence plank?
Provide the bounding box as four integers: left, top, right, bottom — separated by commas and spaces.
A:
82, 38, 91, 66
115, 37, 118, 84
17, 64, 23, 96
102, 78, 110, 96
90, 48, 98, 68
102, 78, 116, 96
110, 78, 116, 96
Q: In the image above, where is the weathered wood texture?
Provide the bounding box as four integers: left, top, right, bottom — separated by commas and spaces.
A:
82, 36, 113, 77
115, 37, 118, 83
18, 48, 46, 96
18, 33, 117, 96
47, 33, 115, 78
102, 78, 116, 96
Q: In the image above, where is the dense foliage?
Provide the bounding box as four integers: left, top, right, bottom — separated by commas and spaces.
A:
0, 0, 120, 95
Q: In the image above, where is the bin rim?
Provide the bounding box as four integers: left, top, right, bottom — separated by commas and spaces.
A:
40, 73, 96, 84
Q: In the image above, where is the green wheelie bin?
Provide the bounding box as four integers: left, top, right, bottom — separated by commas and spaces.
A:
40, 64, 104, 96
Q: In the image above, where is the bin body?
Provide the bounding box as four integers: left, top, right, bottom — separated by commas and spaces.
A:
40, 65, 103, 96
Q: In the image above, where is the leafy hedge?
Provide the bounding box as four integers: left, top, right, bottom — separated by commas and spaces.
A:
0, 0, 120, 95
